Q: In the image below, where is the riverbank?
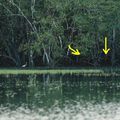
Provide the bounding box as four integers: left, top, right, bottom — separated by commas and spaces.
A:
0, 68, 119, 76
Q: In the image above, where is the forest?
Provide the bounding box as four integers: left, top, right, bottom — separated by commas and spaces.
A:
0, 0, 120, 67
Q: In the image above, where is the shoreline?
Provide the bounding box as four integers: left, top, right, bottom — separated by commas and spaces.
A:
0, 68, 119, 76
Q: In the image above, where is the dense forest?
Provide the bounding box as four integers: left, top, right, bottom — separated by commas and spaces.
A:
0, 0, 120, 67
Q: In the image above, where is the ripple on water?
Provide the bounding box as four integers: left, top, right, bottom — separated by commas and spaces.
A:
0, 102, 120, 120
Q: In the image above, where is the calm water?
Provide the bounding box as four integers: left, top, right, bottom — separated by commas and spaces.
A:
0, 74, 120, 120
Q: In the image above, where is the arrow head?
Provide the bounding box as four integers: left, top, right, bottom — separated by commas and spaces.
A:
71, 49, 80, 56
103, 48, 110, 55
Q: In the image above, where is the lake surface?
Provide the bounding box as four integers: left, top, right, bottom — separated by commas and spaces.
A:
0, 74, 120, 120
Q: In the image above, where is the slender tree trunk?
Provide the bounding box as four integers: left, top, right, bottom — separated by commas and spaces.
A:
111, 28, 116, 66
43, 45, 50, 65
28, 0, 36, 67
96, 32, 101, 66
29, 50, 34, 67
93, 32, 98, 67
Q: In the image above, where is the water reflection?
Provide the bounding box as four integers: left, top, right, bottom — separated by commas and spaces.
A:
0, 74, 120, 120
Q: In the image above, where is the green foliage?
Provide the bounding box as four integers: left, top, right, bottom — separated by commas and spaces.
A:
0, 0, 120, 67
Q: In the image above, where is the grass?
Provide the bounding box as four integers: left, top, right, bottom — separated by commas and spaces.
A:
0, 67, 120, 76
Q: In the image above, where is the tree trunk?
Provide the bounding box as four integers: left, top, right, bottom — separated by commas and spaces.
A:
28, 0, 36, 67
29, 50, 34, 67
111, 28, 115, 66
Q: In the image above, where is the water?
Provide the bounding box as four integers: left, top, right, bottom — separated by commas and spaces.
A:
0, 74, 120, 120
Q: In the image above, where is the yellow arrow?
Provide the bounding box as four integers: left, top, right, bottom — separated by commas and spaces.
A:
68, 45, 80, 56
103, 37, 110, 55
